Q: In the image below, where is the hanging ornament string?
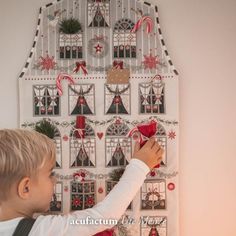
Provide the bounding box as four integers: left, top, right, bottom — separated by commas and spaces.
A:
73, 61, 88, 75
21, 116, 178, 130
56, 73, 75, 96
105, 84, 130, 95
131, 8, 153, 34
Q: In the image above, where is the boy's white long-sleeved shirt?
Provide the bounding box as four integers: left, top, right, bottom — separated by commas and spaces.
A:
0, 159, 149, 236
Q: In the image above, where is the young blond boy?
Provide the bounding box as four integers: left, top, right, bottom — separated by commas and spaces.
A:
0, 129, 163, 236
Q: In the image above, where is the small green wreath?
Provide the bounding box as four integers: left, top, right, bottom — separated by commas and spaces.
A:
59, 18, 82, 34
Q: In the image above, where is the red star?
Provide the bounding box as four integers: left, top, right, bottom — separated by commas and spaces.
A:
38, 54, 56, 71
94, 43, 103, 53
168, 130, 176, 140
143, 53, 159, 69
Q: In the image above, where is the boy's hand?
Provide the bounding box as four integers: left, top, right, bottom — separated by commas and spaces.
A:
132, 137, 163, 170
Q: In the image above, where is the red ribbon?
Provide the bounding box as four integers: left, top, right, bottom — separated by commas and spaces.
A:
113, 60, 123, 69
73, 61, 88, 75
75, 116, 85, 139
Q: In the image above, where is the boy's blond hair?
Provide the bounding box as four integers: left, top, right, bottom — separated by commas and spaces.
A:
0, 129, 56, 201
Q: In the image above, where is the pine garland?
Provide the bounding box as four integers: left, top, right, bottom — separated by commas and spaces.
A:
105, 84, 130, 95
21, 116, 179, 130
34, 119, 57, 139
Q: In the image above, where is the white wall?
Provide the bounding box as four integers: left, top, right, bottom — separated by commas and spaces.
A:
0, 0, 236, 235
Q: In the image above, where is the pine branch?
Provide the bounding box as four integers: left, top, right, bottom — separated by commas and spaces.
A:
109, 168, 125, 181
35, 120, 57, 139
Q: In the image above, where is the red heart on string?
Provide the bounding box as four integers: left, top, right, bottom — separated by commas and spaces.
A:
97, 132, 104, 140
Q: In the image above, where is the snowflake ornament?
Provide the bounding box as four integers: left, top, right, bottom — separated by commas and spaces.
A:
143, 53, 159, 69
72, 196, 81, 207
38, 55, 56, 71
168, 130, 176, 140
85, 196, 95, 207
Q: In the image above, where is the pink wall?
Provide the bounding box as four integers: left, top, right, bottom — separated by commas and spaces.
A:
0, 0, 236, 235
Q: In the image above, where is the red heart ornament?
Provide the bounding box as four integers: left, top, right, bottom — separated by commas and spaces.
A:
97, 132, 104, 140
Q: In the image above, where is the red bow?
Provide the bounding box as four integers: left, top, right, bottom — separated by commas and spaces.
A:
73, 61, 88, 75
75, 116, 85, 139
137, 120, 157, 143
113, 61, 123, 69
128, 120, 157, 147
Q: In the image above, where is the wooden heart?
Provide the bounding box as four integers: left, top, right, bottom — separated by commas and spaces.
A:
97, 132, 104, 140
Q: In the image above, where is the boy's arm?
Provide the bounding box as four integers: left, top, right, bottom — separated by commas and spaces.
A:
30, 139, 163, 236
30, 159, 149, 236
68, 158, 150, 234
92, 158, 149, 218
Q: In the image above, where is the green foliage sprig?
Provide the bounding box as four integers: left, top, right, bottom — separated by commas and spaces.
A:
35, 120, 57, 139
59, 18, 82, 34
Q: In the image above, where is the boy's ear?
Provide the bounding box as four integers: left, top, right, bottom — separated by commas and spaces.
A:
17, 177, 31, 199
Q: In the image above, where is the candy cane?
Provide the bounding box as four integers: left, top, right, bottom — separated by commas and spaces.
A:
56, 72, 75, 96
131, 15, 153, 34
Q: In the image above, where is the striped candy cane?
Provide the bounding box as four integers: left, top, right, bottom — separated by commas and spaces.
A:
56, 72, 75, 96
131, 15, 153, 34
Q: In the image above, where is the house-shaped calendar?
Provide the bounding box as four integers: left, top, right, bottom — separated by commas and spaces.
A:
19, 0, 179, 235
